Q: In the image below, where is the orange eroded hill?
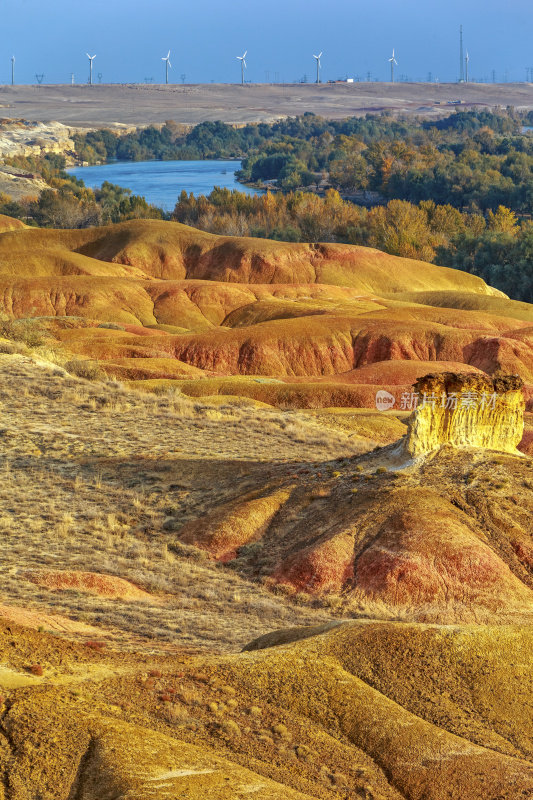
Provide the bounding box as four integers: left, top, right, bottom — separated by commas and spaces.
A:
0, 616, 530, 800
1, 216, 532, 409
0, 338, 531, 798
175, 445, 533, 623
0, 218, 505, 289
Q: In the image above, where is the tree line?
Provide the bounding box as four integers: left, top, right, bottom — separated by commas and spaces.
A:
72, 110, 533, 214
1, 110, 532, 302
172, 188, 532, 302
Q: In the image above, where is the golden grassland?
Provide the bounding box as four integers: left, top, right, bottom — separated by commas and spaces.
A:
0, 354, 374, 652
0, 216, 532, 797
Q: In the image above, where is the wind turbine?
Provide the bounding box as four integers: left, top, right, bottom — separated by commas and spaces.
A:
237, 51, 247, 84
465, 50, 470, 83
388, 48, 398, 83
86, 53, 96, 85
162, 50, 172, 84
11, 56, 15, 86
313, 51, 322, 84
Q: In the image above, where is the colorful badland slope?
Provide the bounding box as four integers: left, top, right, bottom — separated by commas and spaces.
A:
0, 615, 530, 799
0, 218, 532, 798
1, 215, 533, 414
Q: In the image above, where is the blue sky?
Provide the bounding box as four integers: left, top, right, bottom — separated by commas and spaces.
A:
3, 0, 533, 85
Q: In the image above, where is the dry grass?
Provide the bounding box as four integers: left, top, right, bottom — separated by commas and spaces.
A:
0, 353, 368, 652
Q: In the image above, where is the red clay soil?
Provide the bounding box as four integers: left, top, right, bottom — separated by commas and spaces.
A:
353, 506, 532, 611
23, 570, 156, 602
175, 466, 533, 622
272, 532, 355, 593
0, 603, 104, 635
1, 217, 532, 412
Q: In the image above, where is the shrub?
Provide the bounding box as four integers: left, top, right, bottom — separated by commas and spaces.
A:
97, 322, 125, 330
272, 722, 291, 740
161, 705, 189, 725
331, 772, 348, 787
295, 744, 314, 761
0, 317, 44, 348
0, 339, 25, 355
294, 591, 312, 605
65, 359, 104, 381
237, 541, 263, 558
219, 719, 241, 737
30, 664, 43, 676
169, 542, 210, 562
177, 687, 201, 705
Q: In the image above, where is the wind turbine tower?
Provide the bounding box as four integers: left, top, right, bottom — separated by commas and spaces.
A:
465, 50, 470, 83
237, 51, 247, 84
11, 56, 15, 86
313, 52, 322, 84
388, 49, 398, 82
459, 25, 464, 82
162, 51, 172, 84
87, 54, 96, 85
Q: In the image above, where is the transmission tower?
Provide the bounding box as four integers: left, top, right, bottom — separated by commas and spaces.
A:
459, 25, 464, 82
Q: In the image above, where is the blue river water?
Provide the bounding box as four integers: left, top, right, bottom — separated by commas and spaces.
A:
66, 159, 261, 212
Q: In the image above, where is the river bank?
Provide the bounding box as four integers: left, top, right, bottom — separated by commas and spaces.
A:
67, 159, 262, 211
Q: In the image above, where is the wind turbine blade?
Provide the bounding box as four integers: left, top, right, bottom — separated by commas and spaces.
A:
318, 52, 322, 58
243, 60, 247, 68
168, 62, 172, 69
243, 51, 247, 58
